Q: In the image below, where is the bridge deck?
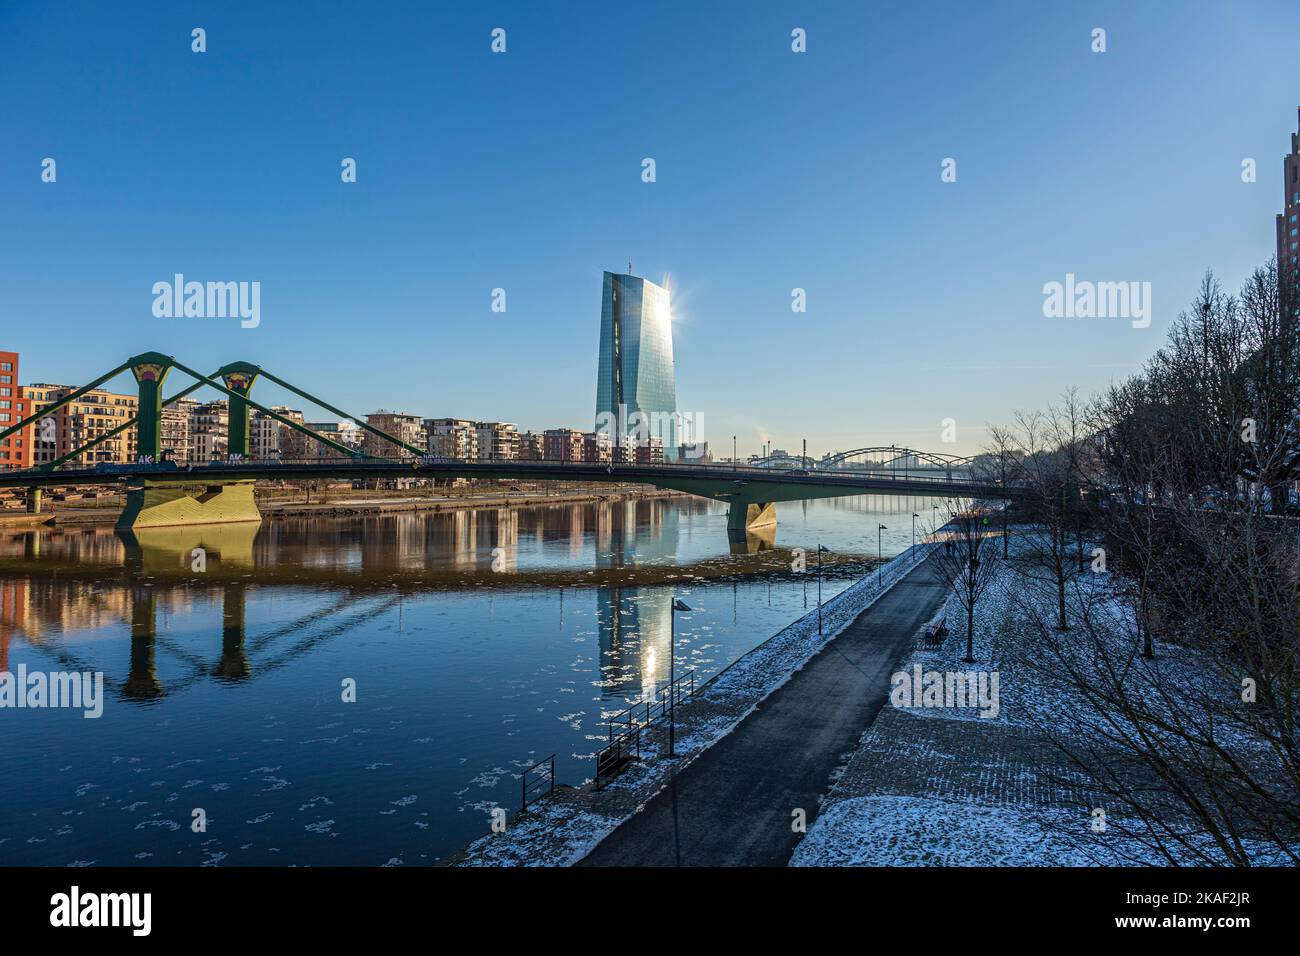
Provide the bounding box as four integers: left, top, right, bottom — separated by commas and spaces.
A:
0, 458, 1016, 502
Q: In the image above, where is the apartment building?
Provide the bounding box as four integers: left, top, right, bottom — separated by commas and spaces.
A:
25, 382, 138, 467
635, 435, 665, 465
424, 418, 478, 460
517, 431, 545, 461
189, 400, 229, 463
282, 420, 359, 461
474, 421, 519, 461
544, 428, 584, 462
583, 430, 612, 464
1276, 107, 1300, 274
0, 351, 33, 470
363, 412, 425, 458
248, 406, 303, 460
161, 398, 196, 463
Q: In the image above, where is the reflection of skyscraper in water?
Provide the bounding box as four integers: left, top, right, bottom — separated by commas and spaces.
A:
594, 499, 679, 699
596, 587, 672, 702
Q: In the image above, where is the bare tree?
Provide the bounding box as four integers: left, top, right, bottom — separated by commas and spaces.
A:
930, 498, 1000, 663
1005, 262, 1300, 864
1015, 509, 1300, 865
995, 400, 1083, 631
972, 425, 1022, 560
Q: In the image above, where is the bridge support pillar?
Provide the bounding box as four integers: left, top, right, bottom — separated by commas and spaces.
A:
127, 352, 175, 461
218, 363, 261, 461
26, 487, 41, 514
726, 499, 776, 532
117, 481, 262, 530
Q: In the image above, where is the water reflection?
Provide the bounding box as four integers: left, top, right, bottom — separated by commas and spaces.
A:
0, 495, 943, 706
0, 493, 945, 865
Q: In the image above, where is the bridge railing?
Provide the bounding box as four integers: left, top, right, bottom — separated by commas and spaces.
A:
520, 753, 556, 813
2, 452, 1011, 493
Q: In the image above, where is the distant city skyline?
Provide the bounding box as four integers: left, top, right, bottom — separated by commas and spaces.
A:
2, 2, 1297, 457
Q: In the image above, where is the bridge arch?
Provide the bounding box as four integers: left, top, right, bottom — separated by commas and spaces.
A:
748, 447, 973, 472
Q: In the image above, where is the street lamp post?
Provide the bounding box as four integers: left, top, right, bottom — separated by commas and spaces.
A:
669, 598, 691, 756
816, 544, 830, 635
733, 435, 737, 471
1001, 451, 1009, 559
912, 512, 920, 562
877, 524, 887, 585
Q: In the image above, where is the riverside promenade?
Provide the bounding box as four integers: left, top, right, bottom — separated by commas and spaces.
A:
579, 558, 949, 866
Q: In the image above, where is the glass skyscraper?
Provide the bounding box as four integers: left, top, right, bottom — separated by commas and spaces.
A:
595, 271, 680, 455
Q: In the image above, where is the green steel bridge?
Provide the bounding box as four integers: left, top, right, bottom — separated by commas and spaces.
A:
0, 351, 1021, 529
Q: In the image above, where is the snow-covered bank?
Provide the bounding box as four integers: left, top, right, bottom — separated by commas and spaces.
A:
791, 531, 1298, 867
452, 541, 939, 866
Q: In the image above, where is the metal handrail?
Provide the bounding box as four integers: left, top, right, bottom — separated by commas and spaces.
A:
594, 671, 698, 793
520, 753, 555, 812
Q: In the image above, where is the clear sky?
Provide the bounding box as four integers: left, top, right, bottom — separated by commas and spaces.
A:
1, 1, 1296, 457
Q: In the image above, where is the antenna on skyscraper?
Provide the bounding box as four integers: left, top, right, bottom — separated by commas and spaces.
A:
627, 258, 632, 275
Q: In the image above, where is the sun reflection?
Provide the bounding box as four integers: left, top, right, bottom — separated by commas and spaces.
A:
642, 646, 658, 701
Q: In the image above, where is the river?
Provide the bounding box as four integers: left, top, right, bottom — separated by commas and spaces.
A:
0, 492, 946, 865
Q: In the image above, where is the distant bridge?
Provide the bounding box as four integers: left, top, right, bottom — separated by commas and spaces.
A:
0, 351, 1016, 530
750, 447, 973, 477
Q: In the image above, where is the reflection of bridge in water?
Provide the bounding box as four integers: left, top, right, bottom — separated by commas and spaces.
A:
2, 522, 407, 702
0, 498, 825, 703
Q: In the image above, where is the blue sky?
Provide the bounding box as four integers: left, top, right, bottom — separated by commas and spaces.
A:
1, 1, 1296, 456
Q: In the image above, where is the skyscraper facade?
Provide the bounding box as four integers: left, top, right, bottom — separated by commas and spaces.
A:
595, 270, 679, 456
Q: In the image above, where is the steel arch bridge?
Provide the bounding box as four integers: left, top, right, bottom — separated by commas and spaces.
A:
749, 447, 973, 472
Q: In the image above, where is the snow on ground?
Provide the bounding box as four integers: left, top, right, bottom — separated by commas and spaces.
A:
791, 795, 1139, 867
794, 529, 1297, 867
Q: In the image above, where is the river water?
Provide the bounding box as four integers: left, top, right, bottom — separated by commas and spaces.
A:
0, 492, 945, 865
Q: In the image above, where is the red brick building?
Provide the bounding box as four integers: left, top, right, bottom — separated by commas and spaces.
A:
1276, 108, 1300, 275
0, 350, 33, 470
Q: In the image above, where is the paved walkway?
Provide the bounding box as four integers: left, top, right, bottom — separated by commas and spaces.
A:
579, 557, 950, 867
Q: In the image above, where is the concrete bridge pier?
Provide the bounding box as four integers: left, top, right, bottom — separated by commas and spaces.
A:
726, 499, 776, 532
117, 480, 262, 530
26, 487, 41, 514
